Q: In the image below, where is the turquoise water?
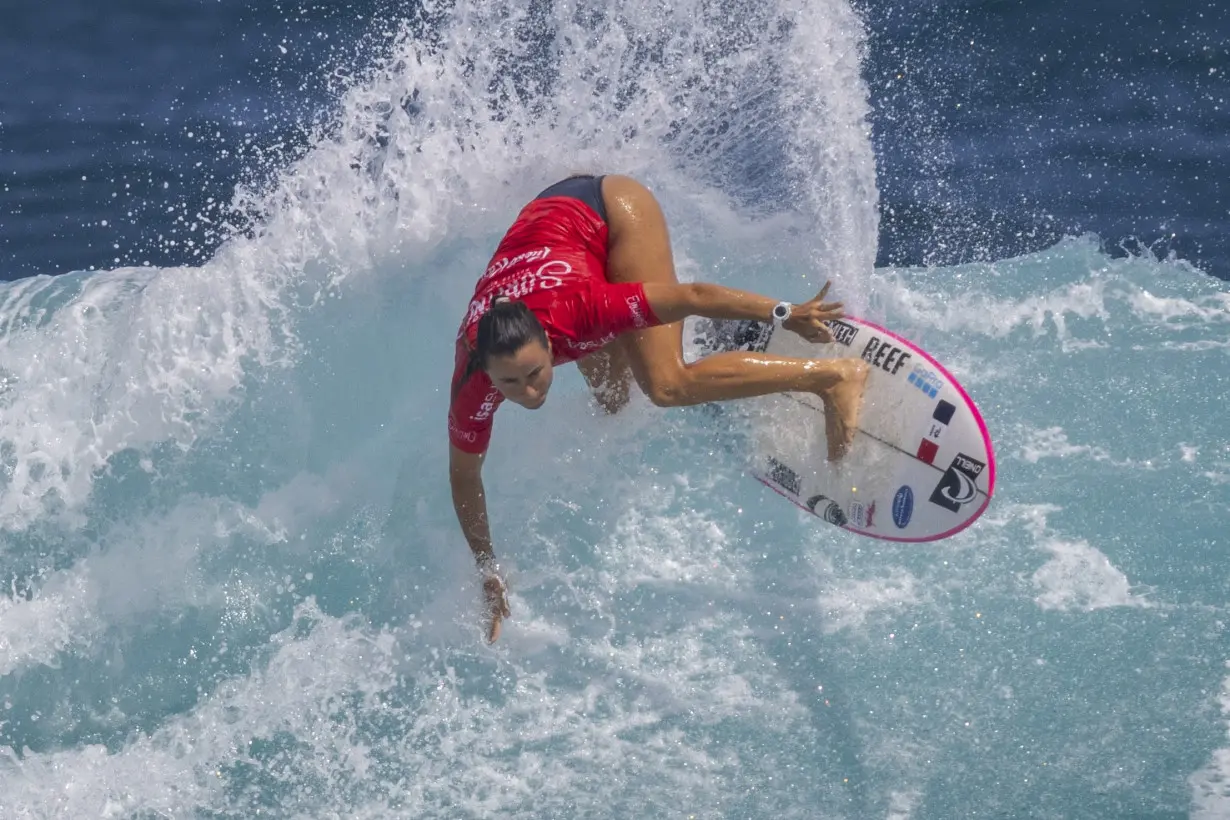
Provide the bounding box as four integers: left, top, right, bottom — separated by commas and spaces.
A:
2, 1, 1228, 817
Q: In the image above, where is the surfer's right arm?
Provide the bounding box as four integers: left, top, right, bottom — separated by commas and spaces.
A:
449, 445, 494, 561
448, 346, 511, 643
449, 445, 511, 643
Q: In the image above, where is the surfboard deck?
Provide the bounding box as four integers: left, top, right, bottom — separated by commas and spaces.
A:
690, 315, 996, 542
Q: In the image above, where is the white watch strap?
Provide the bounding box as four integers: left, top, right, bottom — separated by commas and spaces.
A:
772, 301, 792, 327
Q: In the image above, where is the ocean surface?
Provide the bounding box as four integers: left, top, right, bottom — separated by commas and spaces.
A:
1, 1, 1228, 818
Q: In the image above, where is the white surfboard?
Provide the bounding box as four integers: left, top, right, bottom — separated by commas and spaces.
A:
690, 315, 996, 542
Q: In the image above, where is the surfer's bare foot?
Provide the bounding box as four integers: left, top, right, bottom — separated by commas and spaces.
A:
818, 359, 869, 461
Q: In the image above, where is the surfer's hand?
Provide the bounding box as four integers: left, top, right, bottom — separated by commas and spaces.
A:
481, 571, 511, 643
785, 280, 845, 343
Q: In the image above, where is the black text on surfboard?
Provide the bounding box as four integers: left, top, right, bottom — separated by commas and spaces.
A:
917, 399, 958, 464
824, 319, 859, 346
860, 336, 912, 375
929, 452, 986, 513
766, 456, 801, 496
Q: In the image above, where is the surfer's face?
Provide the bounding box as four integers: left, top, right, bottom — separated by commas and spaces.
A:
486, 340, 553, 409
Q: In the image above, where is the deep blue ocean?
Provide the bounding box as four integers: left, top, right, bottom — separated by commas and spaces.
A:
1, 1, 1228, 818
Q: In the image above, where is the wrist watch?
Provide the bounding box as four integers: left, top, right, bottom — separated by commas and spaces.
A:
476, 552, 500, 575
772, 301, 793, 327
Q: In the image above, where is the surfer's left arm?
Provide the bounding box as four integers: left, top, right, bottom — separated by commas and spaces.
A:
642, 280, 844, 343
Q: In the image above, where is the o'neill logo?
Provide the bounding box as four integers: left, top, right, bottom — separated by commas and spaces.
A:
929, 452, 986, 513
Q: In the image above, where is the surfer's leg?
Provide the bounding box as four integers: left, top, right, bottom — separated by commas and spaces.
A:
576, 344, 632, 414
600, 175, 867, 459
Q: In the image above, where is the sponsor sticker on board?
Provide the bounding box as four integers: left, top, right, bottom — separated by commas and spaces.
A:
916, 400, 957, 464
929, 453, 986, 513
847, 500, 877, 529
908, 365, 945, 399
766, 456, 801, 496
860, 336, 913, 376
806, 494, 849, 526
825, 319, 859, 347
892, 486, 914, 528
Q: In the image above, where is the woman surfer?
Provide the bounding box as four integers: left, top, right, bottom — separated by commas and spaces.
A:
449, 174, 869, 642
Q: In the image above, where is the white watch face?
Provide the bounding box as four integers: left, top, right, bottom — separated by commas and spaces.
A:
774, 303, 790, 320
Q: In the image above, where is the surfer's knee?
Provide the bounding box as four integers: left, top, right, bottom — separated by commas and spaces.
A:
644, 380, 687, 407
639, 370, 691, 407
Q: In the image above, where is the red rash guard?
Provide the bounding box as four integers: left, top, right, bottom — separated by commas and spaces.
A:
448, 196, 662, 454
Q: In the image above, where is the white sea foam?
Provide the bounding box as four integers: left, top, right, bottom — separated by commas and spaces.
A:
0, 494, 289, 678
0, 600, 827, 818
1127, 288, 1230, 325
867, 238, 1229, 350
1189, 665, 1230, 820
0, 264, 294, 532
815, 568, 925, 634
0, 571, 100, 677
0, 602, 396, 818
1008, 503, 1152, 612
1017, 425, 1129, 466
596, 477, 746, 590
1030, 538, 1152, 612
